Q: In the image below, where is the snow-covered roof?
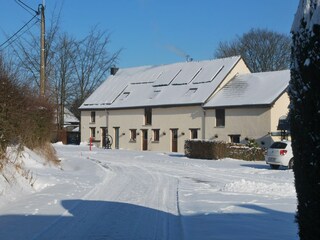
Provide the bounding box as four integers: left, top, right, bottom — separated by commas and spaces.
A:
204, 70, 290, 108
79, 56, 242, 109
63, 108, 79, 124
54, 107, 79, 125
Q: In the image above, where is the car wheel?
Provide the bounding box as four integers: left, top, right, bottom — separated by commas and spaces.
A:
288, 158, 294, 169
270, 164, 280, 170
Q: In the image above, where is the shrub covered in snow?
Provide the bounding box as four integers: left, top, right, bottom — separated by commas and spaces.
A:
0, 55, 56, 165
184, 140, 265, 161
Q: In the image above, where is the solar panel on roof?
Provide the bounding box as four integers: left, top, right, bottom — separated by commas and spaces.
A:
152, 63, 183, 86
131, 68, 162, 84
192, 65, 224, 84
171, 63, 202, 85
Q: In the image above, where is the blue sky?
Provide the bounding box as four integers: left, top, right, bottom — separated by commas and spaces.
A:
0, 0, 299, 68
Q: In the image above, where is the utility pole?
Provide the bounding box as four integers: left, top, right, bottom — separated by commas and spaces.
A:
39, 1, 45, 97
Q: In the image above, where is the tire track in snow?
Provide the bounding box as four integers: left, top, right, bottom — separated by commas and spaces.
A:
34, 155, 184, 240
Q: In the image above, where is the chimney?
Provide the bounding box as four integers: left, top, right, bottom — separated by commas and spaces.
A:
110, 66, 119, 75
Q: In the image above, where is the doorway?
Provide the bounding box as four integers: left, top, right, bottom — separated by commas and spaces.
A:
171, 129, 178, 152
114, 127, 120, 149
101, 127, 107, 148
142, 130, 148, 151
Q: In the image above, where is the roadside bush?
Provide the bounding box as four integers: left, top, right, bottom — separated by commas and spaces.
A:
0, 67, 23, 155
0, 58, 56, 164
21, 93, 55, 149
184, 140, 228, 159
227, 145, 265, 161
185, 140, 265, 161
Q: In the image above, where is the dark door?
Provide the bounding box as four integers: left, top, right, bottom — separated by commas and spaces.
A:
101, 128, 106, 147
142, 130, 148, 151
171, 129, 178, 152
114, 127, 120, 149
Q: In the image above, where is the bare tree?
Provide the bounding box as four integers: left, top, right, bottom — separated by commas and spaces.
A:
52, 33, 76, 129
12, 7, 61, 95
214, 28, 291, 72
12, 9, 121, 121
70, 26, 121, 118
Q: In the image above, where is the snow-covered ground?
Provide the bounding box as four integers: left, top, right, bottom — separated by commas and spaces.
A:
0, 144, 298, 239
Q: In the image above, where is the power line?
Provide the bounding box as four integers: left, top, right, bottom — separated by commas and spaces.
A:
15, 0, 39, 15
0, 1, 40, 50
0, 14, 39, 51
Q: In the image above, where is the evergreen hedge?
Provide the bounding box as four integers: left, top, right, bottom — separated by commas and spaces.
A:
184, 140, 265, 161
290, 2, 320, 238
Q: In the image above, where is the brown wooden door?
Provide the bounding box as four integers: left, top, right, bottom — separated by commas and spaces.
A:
142, 130, 148, 151
171, 129, 178, 152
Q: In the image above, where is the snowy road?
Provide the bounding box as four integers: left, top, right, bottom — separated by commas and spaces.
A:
0, 144, 298, 239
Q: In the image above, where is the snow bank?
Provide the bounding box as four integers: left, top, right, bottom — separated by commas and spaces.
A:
222, 179, 296, 197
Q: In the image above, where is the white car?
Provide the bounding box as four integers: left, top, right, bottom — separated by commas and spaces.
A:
265, 141, 294, 169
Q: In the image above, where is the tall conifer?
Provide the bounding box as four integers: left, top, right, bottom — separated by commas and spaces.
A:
290, 1, 320, 239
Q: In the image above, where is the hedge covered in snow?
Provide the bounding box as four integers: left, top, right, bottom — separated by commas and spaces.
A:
184, 140, 265, 161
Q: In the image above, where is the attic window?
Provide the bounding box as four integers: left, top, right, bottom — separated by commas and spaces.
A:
149, 89, 161, 99
185, 88, 198, 96
119, 92, 130, 101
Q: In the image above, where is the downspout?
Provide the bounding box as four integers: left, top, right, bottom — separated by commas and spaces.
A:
103, 108, 110, 148
202, 107, 206, 140
105, 109, 109, 134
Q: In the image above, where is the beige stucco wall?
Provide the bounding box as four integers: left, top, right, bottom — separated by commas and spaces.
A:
270, 92, 290, 131
108, 108, 144, 151
81, 110, 107, 146
270, 92, 290, 142
203, 93, 290, 148
205, 107, 272, 147
107, 106, 204, 153
80, 94, 289, 151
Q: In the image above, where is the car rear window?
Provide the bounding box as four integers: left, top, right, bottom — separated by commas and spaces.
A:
270, 142, 287, 149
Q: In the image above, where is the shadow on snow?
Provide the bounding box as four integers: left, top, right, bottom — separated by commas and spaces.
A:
241, 163, 291, 171
0, 200, 298, 240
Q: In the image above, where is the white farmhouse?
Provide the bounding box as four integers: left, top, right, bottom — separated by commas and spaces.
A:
79, 56, 289, 153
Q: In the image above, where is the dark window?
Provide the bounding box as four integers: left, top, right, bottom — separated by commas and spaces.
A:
149, 89, 161, 99
145, 108, 152, 125
90, 127, 96, 138
270, 142, 287, 149
130, 129, 137, 141
185, 88, 198, 96
216, 109, 225, 127
118, 92, 130, 101
190, 129, 198, 139
153, 129, 160, 142
229, 134, 240, 143
90, 111, 96, 123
